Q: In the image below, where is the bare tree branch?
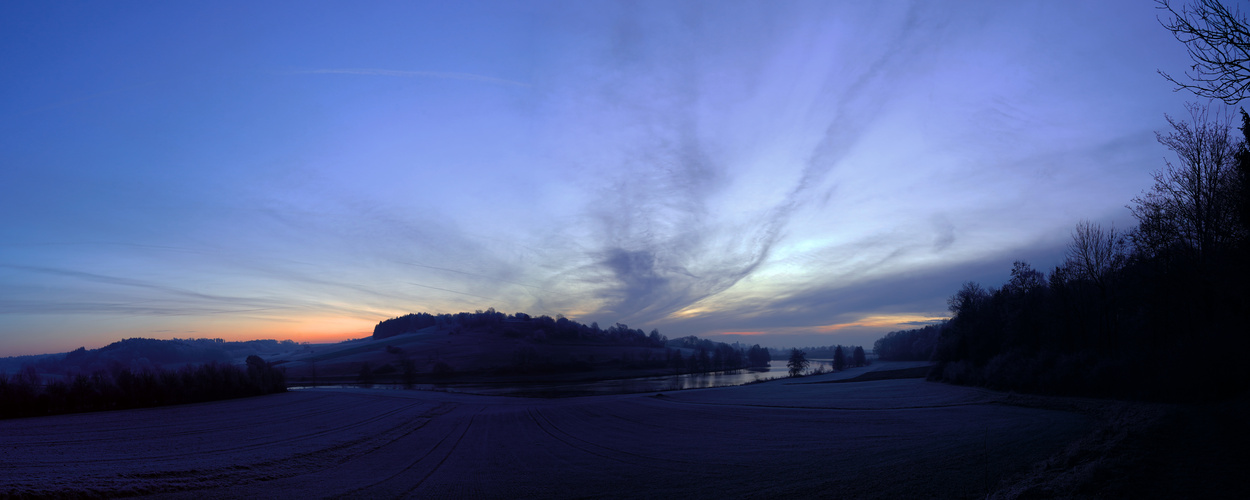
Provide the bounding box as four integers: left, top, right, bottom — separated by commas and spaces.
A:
1158, 0, 1250, 104
1066, 220, 1125, 291
1130, 102, 1241, 261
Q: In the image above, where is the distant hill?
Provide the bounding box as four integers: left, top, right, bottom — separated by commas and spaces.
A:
2, 310, 773, 388
372, 309, 667, 347
278, 309, 770, 386
0, 338, 292, 418
2, 338, 306, 378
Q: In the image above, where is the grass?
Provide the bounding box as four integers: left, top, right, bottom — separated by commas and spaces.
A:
802, 364, 934, 384
988, 390, 1250, 498
0, 373, 1090, 498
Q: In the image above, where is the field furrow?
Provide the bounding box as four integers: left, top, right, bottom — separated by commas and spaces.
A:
0, 378, 1094, 498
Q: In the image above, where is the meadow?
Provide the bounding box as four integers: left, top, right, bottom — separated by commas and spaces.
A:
0, 362, 1094, 498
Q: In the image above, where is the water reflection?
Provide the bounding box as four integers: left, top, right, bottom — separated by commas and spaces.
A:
291, 360, 803, 397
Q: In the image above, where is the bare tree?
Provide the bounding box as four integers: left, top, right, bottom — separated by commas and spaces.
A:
1131, 102, 1242, 262
1158, 0, 1250, 104
1065, 220, 1126, 289
947, 281, 988, 316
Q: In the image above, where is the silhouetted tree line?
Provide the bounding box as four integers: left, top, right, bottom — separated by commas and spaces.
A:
776, 345, 867, 377
769, 345, 867, 369
622, 339, 769, 374
746, 344, 772, 367
666, 334, 718, 351
373, 309, 668, 348
372, 310, 768, 377
0, 356, 286, 419
926, 103, 1250, 401
874, 323, 944, 361
9, 337, 303, 379
500, 342, 766, 377
663, 343, 738, 373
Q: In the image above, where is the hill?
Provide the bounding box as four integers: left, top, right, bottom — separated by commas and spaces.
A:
2, 310, 770, 392
0, 337, 306, 380
280, 309, 767, 386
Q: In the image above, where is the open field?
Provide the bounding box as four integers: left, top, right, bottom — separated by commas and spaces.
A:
1, 367, 1093, 498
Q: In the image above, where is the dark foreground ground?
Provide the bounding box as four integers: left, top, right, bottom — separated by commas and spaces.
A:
3, 363, 1222, 499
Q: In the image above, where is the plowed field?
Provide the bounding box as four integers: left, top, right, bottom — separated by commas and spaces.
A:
0, 372, 1091, 498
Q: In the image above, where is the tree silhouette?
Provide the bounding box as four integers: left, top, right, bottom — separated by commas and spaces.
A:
2, 357, 286, 419
947, 281, 988, 316
787, 349, 809, 377
874, 324, 942, 361
1066, 220, 1127, 289
1158, 0, 1250, 104
1131, 102, 1242, 263
833, 346, 846, 371
1238, 109, 1250, 236
746, 344, 771, 367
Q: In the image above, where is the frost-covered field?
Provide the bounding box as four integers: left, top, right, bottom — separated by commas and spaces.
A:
0, 364, 1091, 498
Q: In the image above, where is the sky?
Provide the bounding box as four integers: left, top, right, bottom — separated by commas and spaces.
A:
0, 1, 1206, 355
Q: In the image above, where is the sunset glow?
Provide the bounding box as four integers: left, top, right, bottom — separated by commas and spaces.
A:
815, 315, 951, 333
0, 1, 1197, 355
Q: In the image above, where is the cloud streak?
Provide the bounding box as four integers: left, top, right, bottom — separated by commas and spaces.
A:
286, 68, 529, 87
0, 1, 1200, 354
567, 3, 953, 330
0, 265, 382, 320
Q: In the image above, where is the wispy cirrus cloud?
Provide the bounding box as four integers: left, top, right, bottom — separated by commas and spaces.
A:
0, 264, 383, 320
566, 2, 951, 330
285, 68, 529, 87
0, 1, 1198, 356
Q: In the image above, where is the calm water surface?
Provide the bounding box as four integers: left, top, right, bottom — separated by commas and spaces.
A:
291, 359, 819, 396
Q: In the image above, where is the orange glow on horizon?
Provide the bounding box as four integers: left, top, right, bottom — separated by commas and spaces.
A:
226, 316, 376, 344
8, 314, 391, 356
815, 313, 948, 333
703, 313, 948, 339
120, 315, 378, 346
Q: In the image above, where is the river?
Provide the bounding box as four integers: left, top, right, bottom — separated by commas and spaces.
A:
291, 359, 827, 397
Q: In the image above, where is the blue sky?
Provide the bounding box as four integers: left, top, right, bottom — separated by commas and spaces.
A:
0, 1, 1202, 355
